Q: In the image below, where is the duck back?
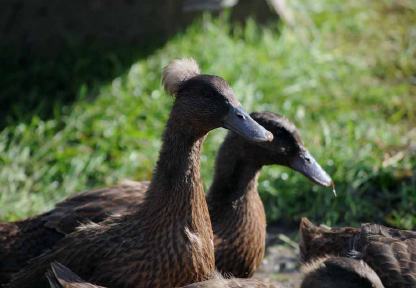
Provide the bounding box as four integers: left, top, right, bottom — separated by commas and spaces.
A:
299, 218, 416, 288
0, 182, 147, 284
359, 224, 416, 288
0, 218, 63, 284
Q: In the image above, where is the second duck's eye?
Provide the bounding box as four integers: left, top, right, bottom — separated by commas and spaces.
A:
203, 92, 212, 99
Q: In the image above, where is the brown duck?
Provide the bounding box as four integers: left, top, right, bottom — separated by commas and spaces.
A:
206, 111, 332, 277
299, 217, 416, 288
300, 256, 384, 288
46, 263, 282, 288
0, 111, 331, 281
6, 58, 272, 288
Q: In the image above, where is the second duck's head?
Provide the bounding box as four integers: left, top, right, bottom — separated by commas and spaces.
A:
162, 59, 273, 143
228, 111, 332, 187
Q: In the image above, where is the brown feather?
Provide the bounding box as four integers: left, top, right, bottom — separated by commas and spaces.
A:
0, 217, 65, 284
299, 217, 360, 263
46, 262, 105, 288
0, 183, 148, 284
299, 218, 416, 288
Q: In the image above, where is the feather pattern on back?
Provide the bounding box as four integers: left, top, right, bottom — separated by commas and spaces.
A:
299, 218, 416, 288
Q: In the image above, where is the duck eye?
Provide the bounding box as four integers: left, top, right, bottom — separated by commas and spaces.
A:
203, 92, 212, 99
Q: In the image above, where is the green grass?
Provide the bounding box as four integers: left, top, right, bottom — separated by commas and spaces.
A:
1, 0, 415, 229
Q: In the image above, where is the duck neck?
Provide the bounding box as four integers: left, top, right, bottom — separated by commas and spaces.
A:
207, 135, 266, 278
142, 107, 210, 231
207, 136, 262, 206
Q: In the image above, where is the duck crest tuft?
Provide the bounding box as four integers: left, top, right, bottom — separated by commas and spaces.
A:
162, 58, 201, 96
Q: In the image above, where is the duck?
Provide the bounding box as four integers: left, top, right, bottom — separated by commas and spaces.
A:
206, 111, 332, 277
46, 262, 283, 288
6, 58, 272, 288
0, 111, 331, 281
299, 217, 416, 288
300, 256, 384, 288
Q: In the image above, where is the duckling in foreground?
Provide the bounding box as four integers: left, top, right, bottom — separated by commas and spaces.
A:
0, 112, 331, 282
301, 256, 384, 288
7, 58, 272, 288
300, 217, 416, 288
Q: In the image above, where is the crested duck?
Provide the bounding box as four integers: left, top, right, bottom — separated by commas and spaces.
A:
6, 58, 272, 288
1, 112, 332, 281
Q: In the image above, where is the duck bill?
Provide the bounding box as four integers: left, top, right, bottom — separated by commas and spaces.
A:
289, 151, 332, 187
222, 105, 273, 143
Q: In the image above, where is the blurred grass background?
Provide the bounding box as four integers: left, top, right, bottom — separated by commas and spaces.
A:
0, 0, 415, 229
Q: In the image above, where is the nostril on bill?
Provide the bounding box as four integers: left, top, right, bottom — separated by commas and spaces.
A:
237, 114, 246, 120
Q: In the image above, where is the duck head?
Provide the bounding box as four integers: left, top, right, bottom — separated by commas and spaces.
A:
162, 59, 273, 142
237, 112, 332, 187
301, 257, 384, 288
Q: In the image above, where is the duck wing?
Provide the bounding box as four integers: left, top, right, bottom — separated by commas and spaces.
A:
359, 224, 416, 288
43, 180, 149, 234
0, 218, 64, 284
0, 181, 148, 285
360, 223, 416, 241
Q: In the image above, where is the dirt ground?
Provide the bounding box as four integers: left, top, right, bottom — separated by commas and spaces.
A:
252, 225, 303, 288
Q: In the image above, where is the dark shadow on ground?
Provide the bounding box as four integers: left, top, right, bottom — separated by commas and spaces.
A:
0, 0, 281, 128
0, 41, 166, 128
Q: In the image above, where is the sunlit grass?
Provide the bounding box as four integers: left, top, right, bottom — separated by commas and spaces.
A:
0, 0, 415, 228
